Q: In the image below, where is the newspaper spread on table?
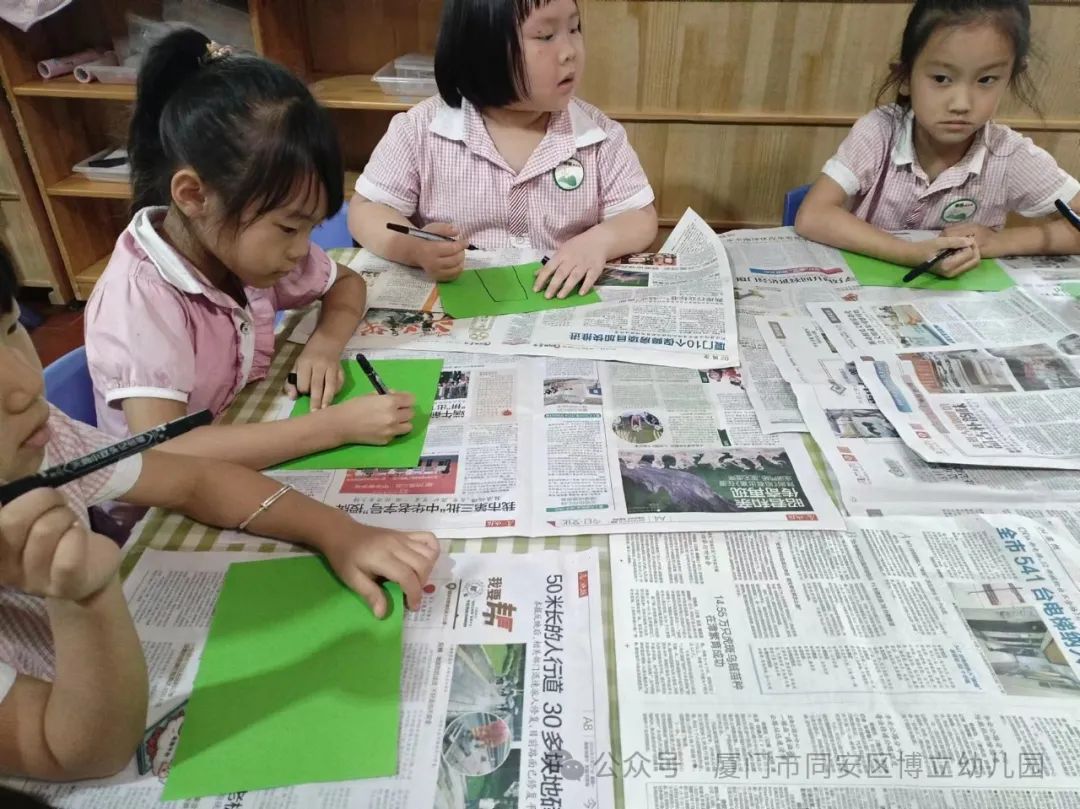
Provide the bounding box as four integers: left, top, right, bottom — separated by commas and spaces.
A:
10, 548, 611, 809
265, 348, 843, 537
288, 209, 739, 370
611, 513, 1080, 807
718, 227, 946, 434
758, 312, 1080, 515
802, 288, 1080, 469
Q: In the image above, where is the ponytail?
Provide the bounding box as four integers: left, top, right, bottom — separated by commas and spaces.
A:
127, 28, 343, 227
128, 28, 211, 215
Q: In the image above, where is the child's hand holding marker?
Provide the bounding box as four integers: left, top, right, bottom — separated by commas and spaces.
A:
287, 354, 416, 447
333, 393, 416, 446
908, 235, 980, 280
941, 223, 1001, 258
386, 222, 471, 282
0, 489, 120, 603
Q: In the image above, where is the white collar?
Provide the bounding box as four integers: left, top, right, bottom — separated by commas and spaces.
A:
891, 108, 989, 176
129, 206, 207, 295
429, 98, 607, 149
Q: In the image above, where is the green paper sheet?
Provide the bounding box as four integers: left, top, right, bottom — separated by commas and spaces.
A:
277, 358, 443, 470
1061, 282, 1080, 300
438, 262, 601, 317
841, 250, 1015, 292
163, 556, 404, 799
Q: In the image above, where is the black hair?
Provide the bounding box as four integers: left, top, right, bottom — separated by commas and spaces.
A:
436, 0, 570, 109
0, 787, 55, 809
129, 28, 343, 227
0, 241, 17, 317
876, 0, 1038, 113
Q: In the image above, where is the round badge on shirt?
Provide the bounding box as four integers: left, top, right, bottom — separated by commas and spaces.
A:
942, 198, 978, 224
554, 157, 584, 191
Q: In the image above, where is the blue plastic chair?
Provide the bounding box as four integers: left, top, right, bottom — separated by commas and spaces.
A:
18, 306, 43, 331
782, 184, 812, 227
311, 204, 355, 250
43, 345, 97, 427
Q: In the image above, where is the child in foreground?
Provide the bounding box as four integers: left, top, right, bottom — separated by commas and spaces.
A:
0, 252, 438, 782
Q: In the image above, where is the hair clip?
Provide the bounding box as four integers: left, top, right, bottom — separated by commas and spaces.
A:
200, 41, 234, 66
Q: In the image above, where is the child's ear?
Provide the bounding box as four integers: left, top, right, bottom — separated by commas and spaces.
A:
170, 168, 210, 219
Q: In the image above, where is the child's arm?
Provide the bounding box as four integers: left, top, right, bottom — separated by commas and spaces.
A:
348, 196, 468, 281
533, 205, 659, 298
0, 490, 147, 780
121, 391, 415, 470
289, 269, 368, 410
795, 176, 980, 276
944, 193, 1080, 258
122, 449, 440, 616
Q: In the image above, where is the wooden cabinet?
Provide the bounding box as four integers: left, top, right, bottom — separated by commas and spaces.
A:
0, 90, 68, 299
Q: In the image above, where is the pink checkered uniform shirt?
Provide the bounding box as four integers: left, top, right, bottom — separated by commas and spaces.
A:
0, 407, 141, 696
822, 106, 1080, 231
357, 95, 655, 252
86, 207, 338, 439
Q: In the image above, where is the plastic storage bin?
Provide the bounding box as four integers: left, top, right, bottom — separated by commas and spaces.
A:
372, 53, 436, 98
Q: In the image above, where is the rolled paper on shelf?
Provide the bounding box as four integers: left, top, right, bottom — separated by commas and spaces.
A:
38, 48, 106, 79
74, 51, 119, 83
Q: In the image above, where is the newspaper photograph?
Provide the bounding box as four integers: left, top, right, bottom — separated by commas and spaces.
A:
611, 514, 1080, 807
806, 287, 1068, 362
594, 252, 681, 292
288, 209, 739, 370
858, 345, 1080, 469
266, 349, 844, 537
9, 548, 611, 809
802, 290, 1080, 469
794, 379, 1080, 514
754, 313, 1080, 512
543, 357, 841, 533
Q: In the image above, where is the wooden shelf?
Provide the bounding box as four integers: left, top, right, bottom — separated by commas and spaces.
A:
49, 171, 355, 202
73, 255, 109, 299
310, 74, 1080, 132
12, 75, 135, 101
13, 72, 1080, 133
311, 74, 420, 111
47, 175, 130, 199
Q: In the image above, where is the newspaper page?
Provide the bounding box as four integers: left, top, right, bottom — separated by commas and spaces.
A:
795, 379, 1080, 513
757, 313, 1080, 513
804, 289, 1080, 469
540, 357, 842, 533
806, 287, 1071, 362
288, 209, 739, 370
720, 228, 1007, 434
999, 254, 1080, 284
720, 228, 863, 434
9, 548, 611, 809
268, 350, 535, 538
611, 514, 1080, 807
719, 227, 926, 434
266, 349, 844, 536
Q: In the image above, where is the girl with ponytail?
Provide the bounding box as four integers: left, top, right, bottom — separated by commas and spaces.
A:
85, 29, 417, 469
